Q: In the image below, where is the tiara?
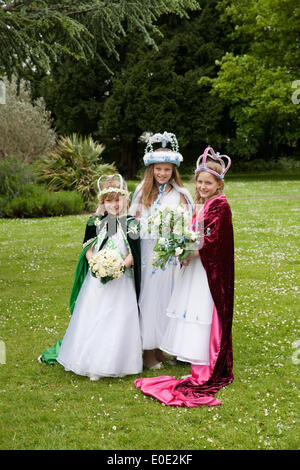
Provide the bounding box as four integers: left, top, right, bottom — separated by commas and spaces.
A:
97, 174, 130, 199
195, 146, 231, 180
143, 131, 183, 167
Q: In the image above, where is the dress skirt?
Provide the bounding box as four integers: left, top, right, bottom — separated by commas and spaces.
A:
57, 233, 143, 378
137, 188, 181, 350
160, 255, 214, 365
139, 238, 178, 350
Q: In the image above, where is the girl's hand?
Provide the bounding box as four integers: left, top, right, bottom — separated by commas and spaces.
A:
124, 254, 133, 269
85, 246, 93, 261
179, 250, 199, 267
180, 257, 190, 267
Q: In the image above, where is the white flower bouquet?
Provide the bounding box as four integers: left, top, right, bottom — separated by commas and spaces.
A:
88, 248, 125, 284
148, 205, 202, 271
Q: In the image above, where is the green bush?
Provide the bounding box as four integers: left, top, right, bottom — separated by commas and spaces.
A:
0, 155, 36, 197
1, 184, 84, 218
37, 134, 116, 207
0, 77, 56, 163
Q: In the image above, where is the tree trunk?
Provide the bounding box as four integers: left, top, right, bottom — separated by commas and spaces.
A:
120, 138, 138, 179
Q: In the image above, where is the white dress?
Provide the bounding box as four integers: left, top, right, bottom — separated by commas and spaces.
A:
137, 188, 181, 350
57, 229, 143, 378
160, 254, 214, 365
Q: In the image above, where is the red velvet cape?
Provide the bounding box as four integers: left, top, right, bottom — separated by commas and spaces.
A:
135, 194, 234, 406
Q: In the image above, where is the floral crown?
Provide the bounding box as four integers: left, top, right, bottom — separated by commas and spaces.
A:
143, 131, 183, 167
97, 174, 130, 199
195, 146, 231, 180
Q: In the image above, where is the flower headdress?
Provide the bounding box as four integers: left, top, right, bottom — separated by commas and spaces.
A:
97, 174, 130, 199
143, 131, 183, 167
195, 146, 231, 180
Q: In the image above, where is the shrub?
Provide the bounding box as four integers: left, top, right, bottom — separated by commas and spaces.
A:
37, 134, 116, 207
0, 155, 36, 198
1, 184, 84, 218
0, 77, 56, 163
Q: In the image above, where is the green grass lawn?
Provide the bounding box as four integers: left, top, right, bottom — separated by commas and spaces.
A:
0, 178, 299, 450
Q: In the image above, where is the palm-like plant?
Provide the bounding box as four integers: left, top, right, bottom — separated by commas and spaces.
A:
38, 134, 116, 206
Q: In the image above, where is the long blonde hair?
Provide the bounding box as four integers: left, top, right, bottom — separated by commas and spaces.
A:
139, 150, 184, 208
194, 161, 225, 205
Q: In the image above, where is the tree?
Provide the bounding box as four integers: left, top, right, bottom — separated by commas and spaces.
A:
97, 2, 228, 177
0, 77, 56, 162
30, 1, 226, 178
200, 0, 300, 158
30, 54, 112, 137
0, 0, 200, 81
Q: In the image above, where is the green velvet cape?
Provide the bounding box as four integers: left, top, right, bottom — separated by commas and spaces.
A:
40, 214, 141, 365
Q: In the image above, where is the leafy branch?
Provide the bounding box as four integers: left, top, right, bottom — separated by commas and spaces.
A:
0, 0, 200, 80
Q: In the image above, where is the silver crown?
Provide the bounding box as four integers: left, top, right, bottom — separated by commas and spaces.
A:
143, 131, 183, 167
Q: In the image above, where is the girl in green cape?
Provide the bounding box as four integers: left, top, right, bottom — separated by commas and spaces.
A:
40, 175, 142, 380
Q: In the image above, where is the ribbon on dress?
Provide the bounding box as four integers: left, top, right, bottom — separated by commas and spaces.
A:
153, 183, 167, 208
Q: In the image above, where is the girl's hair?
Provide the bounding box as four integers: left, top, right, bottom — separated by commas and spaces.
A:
194, 161, 225, 205
96, 179, 129, 216
140, 149, 184, 208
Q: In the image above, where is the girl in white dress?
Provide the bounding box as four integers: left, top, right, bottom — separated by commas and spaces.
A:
130, 132, 193, 369
135, 148, 234, 408
57, 175, 143, 380
160, 155, 230, 365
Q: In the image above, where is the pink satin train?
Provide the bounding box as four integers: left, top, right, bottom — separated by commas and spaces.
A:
135, 305, 224, 407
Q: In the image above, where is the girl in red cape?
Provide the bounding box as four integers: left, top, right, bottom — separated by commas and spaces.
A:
135, 147, 234, 406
